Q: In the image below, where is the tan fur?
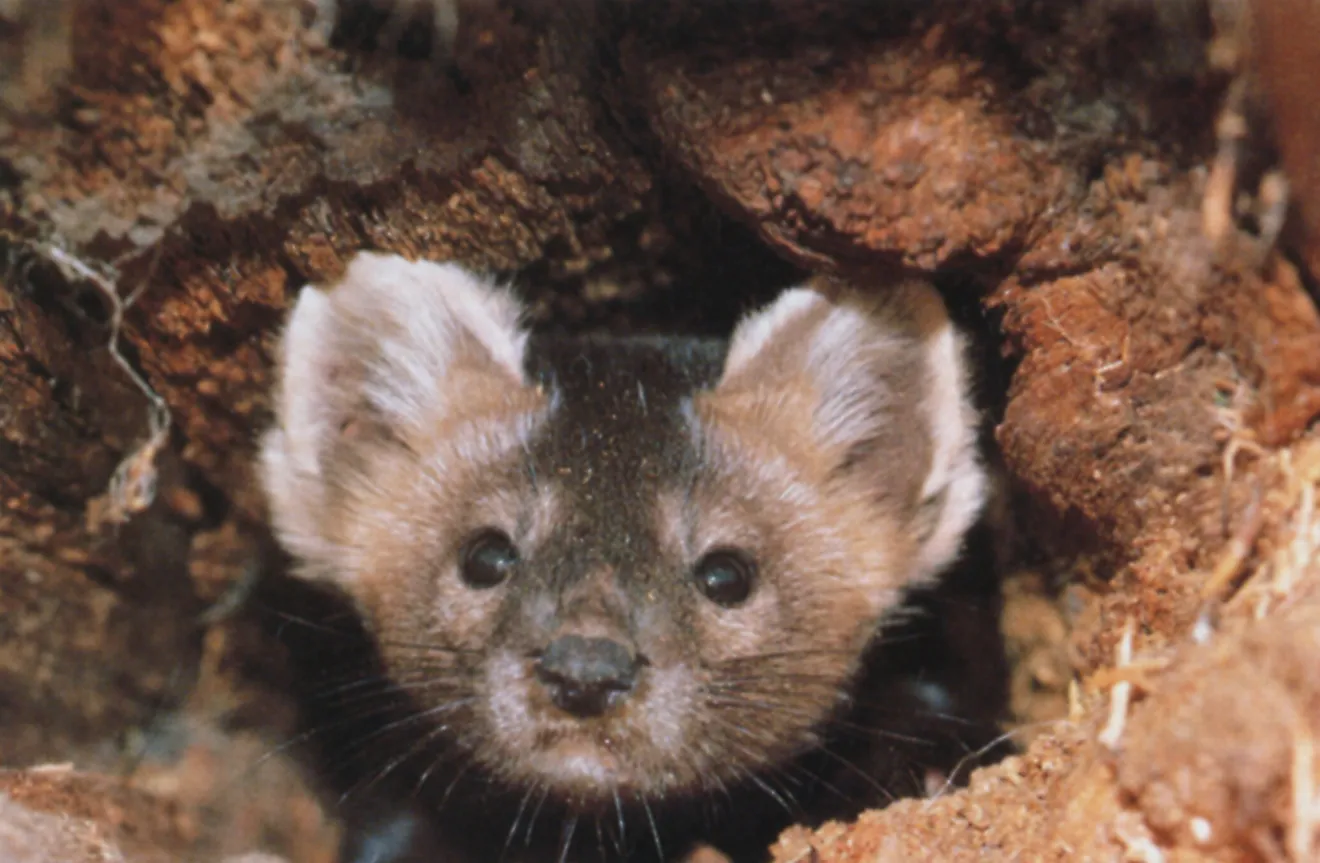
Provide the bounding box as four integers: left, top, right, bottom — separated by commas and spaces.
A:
258, 253, 988, 831
260, 251, 549, 600
699, 275, 984, 599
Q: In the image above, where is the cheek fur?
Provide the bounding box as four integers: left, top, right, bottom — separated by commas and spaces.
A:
689, 585, 785, 660
328, 441, 537, 651
635, 662, 697, 756
482, 650, 534, 752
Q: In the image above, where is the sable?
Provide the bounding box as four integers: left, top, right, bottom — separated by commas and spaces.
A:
260, 251, 988, 862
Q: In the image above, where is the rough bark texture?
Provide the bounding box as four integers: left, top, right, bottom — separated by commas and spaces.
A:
2, 0, 1320, 860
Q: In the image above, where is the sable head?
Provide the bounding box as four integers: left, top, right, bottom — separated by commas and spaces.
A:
260, 252, 985, 808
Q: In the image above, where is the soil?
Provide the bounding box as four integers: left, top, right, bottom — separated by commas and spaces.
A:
2, 0, 1319, 861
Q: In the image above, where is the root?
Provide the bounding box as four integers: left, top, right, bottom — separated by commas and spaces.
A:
38, 243, 172, 532
1098, 619, 1136, 751
1228, 442, 1320, 620
1084, 658, 1169, 695
1200, 479, 1266, 602
1291, 722, 1318, 862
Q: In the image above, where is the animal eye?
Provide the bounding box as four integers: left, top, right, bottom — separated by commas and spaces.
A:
692, 549, 756, 607
459, 529, 519, 589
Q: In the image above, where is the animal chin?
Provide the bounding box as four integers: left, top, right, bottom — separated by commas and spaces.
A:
516, 706, 662, 792
527, 736, 626, 792
489, 702, 689, 802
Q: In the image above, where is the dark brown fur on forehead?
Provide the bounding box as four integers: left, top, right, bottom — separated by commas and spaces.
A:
522, 335, 726, 576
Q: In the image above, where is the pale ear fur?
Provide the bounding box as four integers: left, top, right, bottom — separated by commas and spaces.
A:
908, 314, 987, 583
718, 280, 986, 583
259, 251, 530, 565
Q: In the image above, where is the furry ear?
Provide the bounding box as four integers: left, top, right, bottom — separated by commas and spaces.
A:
259, 251, 531, 563
713, 278, 986, 583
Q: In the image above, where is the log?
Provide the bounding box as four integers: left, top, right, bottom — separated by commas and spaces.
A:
3, 0, 1320, 860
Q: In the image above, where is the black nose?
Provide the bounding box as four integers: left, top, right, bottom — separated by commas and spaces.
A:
534, 635, 638, 718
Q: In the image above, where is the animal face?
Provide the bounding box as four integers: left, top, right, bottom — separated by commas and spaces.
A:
260, 252, 985, 808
